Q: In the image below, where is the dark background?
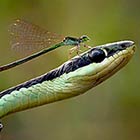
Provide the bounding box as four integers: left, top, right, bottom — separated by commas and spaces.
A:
0, 0, 140, 140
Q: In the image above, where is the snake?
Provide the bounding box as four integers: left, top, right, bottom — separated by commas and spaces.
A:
0, 40, 135, 130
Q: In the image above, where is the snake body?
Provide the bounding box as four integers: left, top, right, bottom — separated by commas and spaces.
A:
0, 40, 135, 119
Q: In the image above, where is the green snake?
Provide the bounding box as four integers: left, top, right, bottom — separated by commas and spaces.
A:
0, 40, 135, 130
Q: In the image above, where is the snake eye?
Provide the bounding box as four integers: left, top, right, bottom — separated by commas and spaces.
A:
120, 43, 127, 48
88, 49, 106, 63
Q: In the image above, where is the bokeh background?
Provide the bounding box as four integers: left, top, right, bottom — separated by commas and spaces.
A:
0, 0, 140, 140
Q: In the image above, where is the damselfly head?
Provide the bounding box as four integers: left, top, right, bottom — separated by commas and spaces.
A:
80, 35, 90, 42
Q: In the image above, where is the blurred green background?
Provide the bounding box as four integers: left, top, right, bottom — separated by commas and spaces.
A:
0, 0, 140, 140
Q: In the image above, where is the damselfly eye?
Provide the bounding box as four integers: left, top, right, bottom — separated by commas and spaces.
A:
80, 35, 90, 42
88, 49, 106, 63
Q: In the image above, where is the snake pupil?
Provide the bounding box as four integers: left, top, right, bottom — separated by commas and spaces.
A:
88, 49, 106, 63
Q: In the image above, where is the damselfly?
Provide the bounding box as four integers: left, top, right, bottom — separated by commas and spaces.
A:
0, 19, 90, 72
